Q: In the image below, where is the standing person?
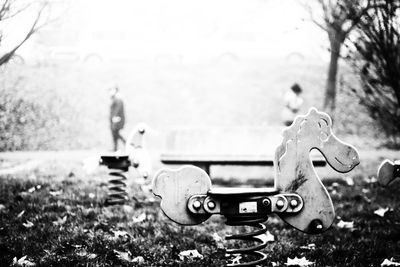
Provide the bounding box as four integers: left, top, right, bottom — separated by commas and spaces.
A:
282, 83, 303, 126
109, 86, 126, 151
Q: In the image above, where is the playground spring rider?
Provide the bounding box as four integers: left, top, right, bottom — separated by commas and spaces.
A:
152, 108, 360, 266
100, 125, 149, 205
378, 159, 400, 186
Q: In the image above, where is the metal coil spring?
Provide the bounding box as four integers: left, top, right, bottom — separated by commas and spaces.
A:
105, 169, 129, 206
225, 215, 269, 267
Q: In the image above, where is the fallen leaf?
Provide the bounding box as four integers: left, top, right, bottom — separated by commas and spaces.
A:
114, 250, 142, 263
300, 243, 316, 250
53, 215, 67, 226
364, 176, 378, 184
87, 253, 97, 260
114, 250, 132, 262
255, 231, 275, 243
112, 229, 131, 239
49, 190, 62, 196
179, 249, 203, 260
337, 220, 354, 230
132, 256, 144, 264
88, 193, 95, 199
381, 258, 400, 266
27, 187, 36, 193
345, 176, 354, 186
22, 221, 34, 228
132, 213, 146, 223
286, 256, 314, 266
374, 207, 391, 217
123, 205, 134, 213
12, 255, 35, 266
17, 210, 25, 218
229, 254, 242, 265
0, 204, 6, 212
362, 188, 370, 194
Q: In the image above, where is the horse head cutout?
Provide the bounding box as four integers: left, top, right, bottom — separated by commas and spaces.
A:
274, 108, 359, 233
125, 123, 151, 178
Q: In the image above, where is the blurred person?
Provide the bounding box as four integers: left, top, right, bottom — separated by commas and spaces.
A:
109, 86, 126, 151
282, 83, 303, 126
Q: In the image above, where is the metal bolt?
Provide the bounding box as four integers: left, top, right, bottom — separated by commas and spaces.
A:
290, 199, 298, 207
276, 199, 285, 209
262, 198, 271, 206
132, 159, 140, 168
193, 200, 202, 210
207, 201, 216, 210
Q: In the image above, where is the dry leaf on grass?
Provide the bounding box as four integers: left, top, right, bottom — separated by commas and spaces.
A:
17, 210, 25, 218
300, 243, 316, 250
53, 215, 67, 226
49, 190, 62, 196
381, 258, 400, 266
337, 220, 354, 230
12, 255, 35, 266
374, 207, 391, 217
132, 213, 146, 223
22, 221, 34, 228
113, 250, 144, 264
345, 176, 354, 186
179, 249, 203, 260
286, 256, 314, 266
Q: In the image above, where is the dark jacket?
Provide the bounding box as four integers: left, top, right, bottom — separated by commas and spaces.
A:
110, 96, 125, 130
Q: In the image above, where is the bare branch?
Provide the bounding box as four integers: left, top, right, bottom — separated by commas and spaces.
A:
0, 2, 47, 66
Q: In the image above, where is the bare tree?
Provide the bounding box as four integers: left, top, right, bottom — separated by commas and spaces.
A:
304, 0, 372, 112
0, 0, 48, 66
348, 0, 400, 145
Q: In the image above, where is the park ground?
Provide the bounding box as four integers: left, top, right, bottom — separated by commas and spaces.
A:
0, 149, 399, 267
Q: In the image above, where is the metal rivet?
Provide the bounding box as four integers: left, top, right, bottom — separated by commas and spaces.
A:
193, 200, 201, 210
316, 223, 323, 230
207, 201, 216, 209
290, 199, 298, 207
262, 198, 271, 206
276, 199, 285, 209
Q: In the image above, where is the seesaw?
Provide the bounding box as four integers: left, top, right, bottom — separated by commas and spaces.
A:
152, 108, 360, 266
100, 123, 151, 205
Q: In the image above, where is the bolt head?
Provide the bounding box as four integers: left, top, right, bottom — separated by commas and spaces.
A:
193, 200, 201, 210
207, 201, 216, 209
132, 159, 140, 168
276, 199, 285, 209
290, 199, 298, 207
262, 198, 271, 206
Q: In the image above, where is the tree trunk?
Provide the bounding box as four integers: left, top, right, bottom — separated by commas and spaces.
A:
324, 32, 343, 112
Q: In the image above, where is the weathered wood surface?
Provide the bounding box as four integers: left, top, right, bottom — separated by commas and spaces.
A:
378, 159, 400, 186
274, 108, 360, 233
152, 165, 211, 225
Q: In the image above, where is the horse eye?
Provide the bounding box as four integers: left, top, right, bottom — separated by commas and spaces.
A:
320, 131, 329, 142
318, 119, 329, 128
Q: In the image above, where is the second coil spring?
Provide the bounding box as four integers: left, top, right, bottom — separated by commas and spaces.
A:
106, 169, 129, 206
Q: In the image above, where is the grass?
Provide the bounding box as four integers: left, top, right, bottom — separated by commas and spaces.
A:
0, 159, 400, 266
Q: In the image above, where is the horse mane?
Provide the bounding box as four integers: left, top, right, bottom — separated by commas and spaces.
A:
274, 108, 330, 173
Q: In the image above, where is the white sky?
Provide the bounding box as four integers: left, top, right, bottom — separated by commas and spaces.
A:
3, 0, 330, 61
